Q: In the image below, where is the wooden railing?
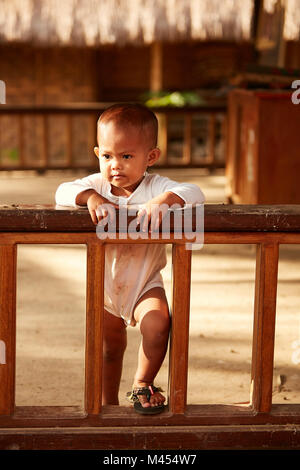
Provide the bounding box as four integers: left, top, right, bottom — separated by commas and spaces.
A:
0, 103, 226, 171
0, 204, 300, 450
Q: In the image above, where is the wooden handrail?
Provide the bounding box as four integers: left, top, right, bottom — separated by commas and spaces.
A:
0, 103, 226, 113
0, 204, 300, 232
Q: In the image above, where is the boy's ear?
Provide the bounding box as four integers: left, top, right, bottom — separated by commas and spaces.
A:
147, 147, 161, 167
94, 147, 99, 159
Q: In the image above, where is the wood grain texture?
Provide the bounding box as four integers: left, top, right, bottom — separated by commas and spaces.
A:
0, 204, 299, 446
1, 204, 300, 233
1, 404, 300, 428
251, 242, 279, 412
169, 244, 192, 414
226, 90, 300, 204
85, 242, 105, 414
0, 424, 300, 450
0, 244, 17, 415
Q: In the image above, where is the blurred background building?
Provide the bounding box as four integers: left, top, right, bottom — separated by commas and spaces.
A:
0, 0, 299, 202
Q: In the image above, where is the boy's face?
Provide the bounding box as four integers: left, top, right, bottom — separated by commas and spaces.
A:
95, 121, 160, 196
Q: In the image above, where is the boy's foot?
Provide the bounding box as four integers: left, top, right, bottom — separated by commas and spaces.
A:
135, 382, 165, 408
127, 382, 166, 414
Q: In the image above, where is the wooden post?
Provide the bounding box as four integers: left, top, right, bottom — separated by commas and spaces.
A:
18, 114, 25, 169
256, 0, 286, 67
90, 113, 99, 168
150, 41, 168, 166
183, 113, 192, 166
251, 242, 279, 412
0, 244, 17, 415
41, 114, 48, 168
66, 114, 73, 168
85, 242, 105, 414
156, 113, 168, 166
168, 243, 192, 414
207, 113, 216, 165
150, 41, 163, 93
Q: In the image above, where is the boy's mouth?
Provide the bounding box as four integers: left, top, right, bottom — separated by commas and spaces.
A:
112, 173, 125, 178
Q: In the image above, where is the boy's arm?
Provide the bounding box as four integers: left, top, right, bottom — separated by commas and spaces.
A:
55, 174, 117, 225
151, 175, 205, 206
75, 189, 105, 225
136, 175, 205, 232
136, 191, 184, 232
146, 191, 185, 208
75, 189, 97, 206
55, 173, 102, 208
77, 190, 118, 225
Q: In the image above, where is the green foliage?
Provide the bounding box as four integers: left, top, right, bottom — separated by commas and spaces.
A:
142, 90, 205, 107
0, 148, 19, 162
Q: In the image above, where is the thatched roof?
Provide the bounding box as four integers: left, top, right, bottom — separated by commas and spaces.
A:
264, 0, 300, 41
0, 0, 255, 46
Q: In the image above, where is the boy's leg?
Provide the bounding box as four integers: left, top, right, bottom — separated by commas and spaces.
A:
132, 287, 170, 409
102, 308, 127, 405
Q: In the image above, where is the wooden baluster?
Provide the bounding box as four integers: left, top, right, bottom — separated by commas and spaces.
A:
207, 113, 216, 165
89, 113, 97, 169
251, 242, 279, 412
41, 114, 48, 168
18, 114, 25, 169
157, 113, 168, 166
183, 113, 192, 166
0, 244, 17, 415
66, 114, 73, 168
168, 243, 192, 414
85, 242, 105, 414
221, 113, 227, 167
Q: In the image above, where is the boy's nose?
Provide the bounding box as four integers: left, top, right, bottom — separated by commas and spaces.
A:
111, 158, 123, 170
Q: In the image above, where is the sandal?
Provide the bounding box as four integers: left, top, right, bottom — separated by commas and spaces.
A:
126, 384, 166, 415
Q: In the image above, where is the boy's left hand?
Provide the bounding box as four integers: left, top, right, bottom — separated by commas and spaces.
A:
136, 202, 168, 232
136, 192, 184, 233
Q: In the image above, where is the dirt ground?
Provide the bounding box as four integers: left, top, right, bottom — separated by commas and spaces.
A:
1, 168, 300, 408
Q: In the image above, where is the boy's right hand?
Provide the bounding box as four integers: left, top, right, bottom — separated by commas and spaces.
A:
88, 192, 119, 225
76, 189, 118, 225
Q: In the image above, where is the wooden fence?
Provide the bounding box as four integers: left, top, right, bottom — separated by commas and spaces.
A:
0, 204, 300, 449
0, 104, 226, 171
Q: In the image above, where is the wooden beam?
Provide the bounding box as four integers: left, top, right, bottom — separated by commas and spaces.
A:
0, 244, 17, 415
0, 424, 300, 450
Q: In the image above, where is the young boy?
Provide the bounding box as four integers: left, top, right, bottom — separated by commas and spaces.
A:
55, 103, 205, 414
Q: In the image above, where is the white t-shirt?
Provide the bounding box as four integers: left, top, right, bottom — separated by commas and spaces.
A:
55, 172, 205, 325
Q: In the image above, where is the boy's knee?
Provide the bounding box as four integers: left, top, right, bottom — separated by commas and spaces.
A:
103, 332, 127, 362
103, 342, 126, 363
140, 310, 170, 341
157, 312, 170, 335
103, 346, 124, 363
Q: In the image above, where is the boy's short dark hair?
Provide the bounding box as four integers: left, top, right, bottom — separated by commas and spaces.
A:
98, 103, 158, 147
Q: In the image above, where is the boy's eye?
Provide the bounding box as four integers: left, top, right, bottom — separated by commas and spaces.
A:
123, 154, 132, 159
102, 154, 111, 160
